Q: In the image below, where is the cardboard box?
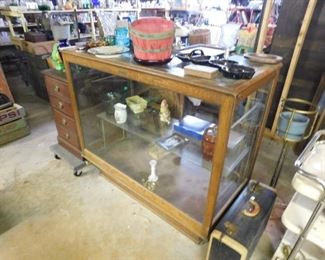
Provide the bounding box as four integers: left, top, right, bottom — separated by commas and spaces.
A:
0, 104, 26, 126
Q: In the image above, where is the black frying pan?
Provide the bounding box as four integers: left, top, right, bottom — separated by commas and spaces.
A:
209, 59, 238, 69
189, 49, 211, 65
219, 64, 255, 80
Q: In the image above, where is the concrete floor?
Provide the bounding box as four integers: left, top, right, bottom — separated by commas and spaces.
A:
0, 73, 298, 259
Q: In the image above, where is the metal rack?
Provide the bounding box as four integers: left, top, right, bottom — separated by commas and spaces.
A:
273, 130, 325, 259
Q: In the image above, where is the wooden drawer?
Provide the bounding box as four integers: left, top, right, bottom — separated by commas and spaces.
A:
57, 125, 80, 149
49, 95, 74, 117
53, 109, 77, 131
45, 76, 70, 101
58, 136, 82, 159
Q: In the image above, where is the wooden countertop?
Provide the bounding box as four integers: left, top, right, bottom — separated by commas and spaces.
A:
61, 49, 281, 101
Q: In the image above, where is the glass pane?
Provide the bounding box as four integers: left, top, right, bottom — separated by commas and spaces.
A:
215, 83, 272, 214
70, 64, 222, 223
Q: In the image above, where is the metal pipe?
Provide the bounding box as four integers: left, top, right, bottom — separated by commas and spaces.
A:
288, 200, 324, 259
270, 141, 289, 187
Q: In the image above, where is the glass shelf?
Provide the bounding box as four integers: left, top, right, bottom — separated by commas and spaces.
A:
96, 108, 250, 175
96, 111, 175, 143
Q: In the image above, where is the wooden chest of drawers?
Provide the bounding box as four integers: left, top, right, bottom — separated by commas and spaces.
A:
43, 69, 81, 158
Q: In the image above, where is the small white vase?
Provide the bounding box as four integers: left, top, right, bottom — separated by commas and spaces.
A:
148, 160, 158, 182
114, 103, 127, 124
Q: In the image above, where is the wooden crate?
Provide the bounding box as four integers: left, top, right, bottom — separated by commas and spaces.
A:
0, 125, 30, 145
0, 104, 26, 126
21, 40, 55, 55
189, 29, 211, 45
0, 118, 28, 136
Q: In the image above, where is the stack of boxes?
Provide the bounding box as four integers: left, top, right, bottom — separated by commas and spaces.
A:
0, 103, 30, 145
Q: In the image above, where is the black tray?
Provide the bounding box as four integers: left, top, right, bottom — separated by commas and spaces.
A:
133, 56, 173, 65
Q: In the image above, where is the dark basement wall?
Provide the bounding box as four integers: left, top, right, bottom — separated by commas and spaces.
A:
267, 0, 325, 128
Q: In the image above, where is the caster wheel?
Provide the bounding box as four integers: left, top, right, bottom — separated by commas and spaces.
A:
74, 170, 82, 177
54, 154, 61, 160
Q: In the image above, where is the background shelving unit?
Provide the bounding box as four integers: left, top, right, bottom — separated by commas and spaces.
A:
0, 5, 140, 47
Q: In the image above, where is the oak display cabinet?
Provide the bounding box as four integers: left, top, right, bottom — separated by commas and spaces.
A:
62, 50, 280, 242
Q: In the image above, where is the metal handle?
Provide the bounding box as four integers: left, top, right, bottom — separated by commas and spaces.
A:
62, 118, 67, 125
58, 102, 64, 109
65, 133, 70, 139
189, 49, 204, 58
54, 85, 60, 92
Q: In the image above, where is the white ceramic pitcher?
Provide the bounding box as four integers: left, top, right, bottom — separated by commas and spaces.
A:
114, 103, 127, 124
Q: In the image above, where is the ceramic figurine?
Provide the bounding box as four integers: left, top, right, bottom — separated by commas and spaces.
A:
159, 99, 171, 125
64, 0, 74, 9
114, 103, 127, 124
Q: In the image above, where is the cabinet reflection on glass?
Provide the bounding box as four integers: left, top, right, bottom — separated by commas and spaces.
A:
70, 64, 268, 223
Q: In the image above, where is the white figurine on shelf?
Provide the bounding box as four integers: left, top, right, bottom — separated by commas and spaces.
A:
148, 160, 158, 182
159, 99, 171, 125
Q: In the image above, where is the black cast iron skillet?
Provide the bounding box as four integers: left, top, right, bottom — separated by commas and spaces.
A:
176, 52, 191, 62
209, 59, 238, 69
189, 49, 212, 65
219, 64, 255, 80
176, 49, 212, 65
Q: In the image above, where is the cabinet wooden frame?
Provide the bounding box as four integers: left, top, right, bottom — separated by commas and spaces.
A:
62, 50, 281, 242
43, 69, 82, 158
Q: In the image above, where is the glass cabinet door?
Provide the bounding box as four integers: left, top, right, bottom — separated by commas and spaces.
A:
215, 84, 272, 215
70, 63, 272, 225
71, 64, 224, 223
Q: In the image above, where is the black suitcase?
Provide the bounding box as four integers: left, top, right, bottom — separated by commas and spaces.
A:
206, 180, 277, 260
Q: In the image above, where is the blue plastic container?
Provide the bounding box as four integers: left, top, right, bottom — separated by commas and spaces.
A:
115, 27, 130, 47
277, 111, 310, 141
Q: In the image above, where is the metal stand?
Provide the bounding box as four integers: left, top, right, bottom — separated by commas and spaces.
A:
50, 144, 87, 176
270, 141, 290, 187
270, 98, 318, 187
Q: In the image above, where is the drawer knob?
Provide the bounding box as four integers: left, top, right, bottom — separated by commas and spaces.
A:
62, 118, 67, 125
54, 85, 60, 92
58, 102, 64, 109
65, 133, 70, 139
